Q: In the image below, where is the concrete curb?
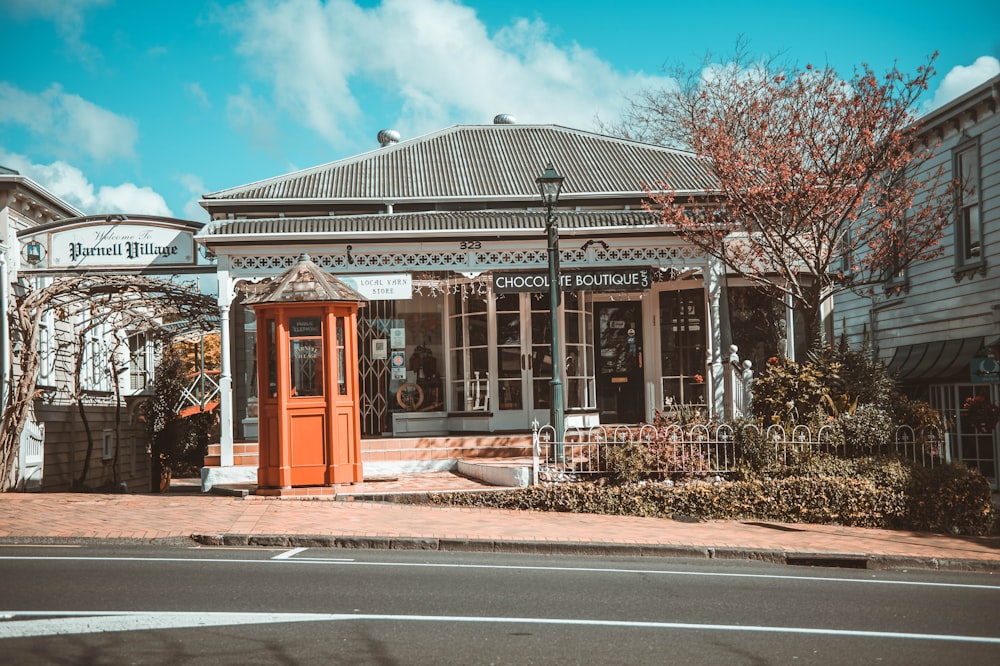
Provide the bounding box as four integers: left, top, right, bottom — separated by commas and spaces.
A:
187, 533, 1000, 572
2, 533, 997, 572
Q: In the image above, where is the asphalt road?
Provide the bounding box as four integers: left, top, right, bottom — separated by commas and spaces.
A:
1, 544, 998, 664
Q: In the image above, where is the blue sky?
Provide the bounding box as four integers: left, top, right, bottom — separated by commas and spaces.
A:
3, 0, 999, 221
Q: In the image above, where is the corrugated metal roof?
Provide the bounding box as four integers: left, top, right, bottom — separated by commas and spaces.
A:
203, 125, 716, 202
199, 209, 664, 239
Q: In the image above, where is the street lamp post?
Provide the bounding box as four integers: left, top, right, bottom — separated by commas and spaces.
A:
536, 163, 565, 456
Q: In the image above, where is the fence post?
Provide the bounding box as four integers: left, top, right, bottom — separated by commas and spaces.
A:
531, 420, 540, 485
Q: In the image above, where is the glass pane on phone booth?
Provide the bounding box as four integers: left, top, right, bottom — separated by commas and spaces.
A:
289, 317, 324, 397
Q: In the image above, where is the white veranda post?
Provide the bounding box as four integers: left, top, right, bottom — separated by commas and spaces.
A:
217, 259, 234, 467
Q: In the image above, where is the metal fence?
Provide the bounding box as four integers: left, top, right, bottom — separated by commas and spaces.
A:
531, 422, 949, 484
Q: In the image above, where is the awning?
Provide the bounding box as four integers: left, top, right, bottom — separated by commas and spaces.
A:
887, 336, 984, 382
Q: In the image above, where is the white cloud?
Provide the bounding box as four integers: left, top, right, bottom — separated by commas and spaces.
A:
187, 83, 212, 109
226, 85, 279, 152
178, 173, 210, 221
925, 56, 1000, 111
228, 0, 666, 147
0, 83, 138, 162
0, 150, 172, 217
5, 0, 112, 63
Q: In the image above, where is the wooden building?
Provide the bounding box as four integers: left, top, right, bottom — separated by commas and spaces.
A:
195, 120, 794, 486
835, 74, 1000, 488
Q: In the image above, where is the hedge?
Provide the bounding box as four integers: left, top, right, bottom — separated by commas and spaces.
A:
429, 457, 997, 536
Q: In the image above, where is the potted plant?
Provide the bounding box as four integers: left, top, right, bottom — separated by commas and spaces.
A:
691, 373, 704, 385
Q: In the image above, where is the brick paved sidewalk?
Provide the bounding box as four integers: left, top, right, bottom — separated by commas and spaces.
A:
1, 490, 997, 572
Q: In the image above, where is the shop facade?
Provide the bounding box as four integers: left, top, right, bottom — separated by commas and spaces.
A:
196, 122, 795, 471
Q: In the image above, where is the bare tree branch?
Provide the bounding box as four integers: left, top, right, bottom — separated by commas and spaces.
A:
2, 274, 218, 490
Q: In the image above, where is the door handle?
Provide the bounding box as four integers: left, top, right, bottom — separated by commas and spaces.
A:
521, 354, 526, 370
638, 351, 643, 368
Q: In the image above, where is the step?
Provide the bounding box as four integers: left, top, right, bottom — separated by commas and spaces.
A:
456, 458, 532, 488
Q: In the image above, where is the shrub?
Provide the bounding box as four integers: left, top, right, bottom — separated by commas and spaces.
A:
428, 457, 996, 536
140, 348, 218, 479
751, 343, 897, 426
892, 396, 943, 432
602, 441, 654, 485
750, 356, 829, 423
907, 462, 998, 536
836, 404, 893, 454
731, 418, 774, 473
809, 342, 896, 407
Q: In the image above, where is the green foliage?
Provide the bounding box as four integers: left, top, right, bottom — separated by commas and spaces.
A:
731, 418, 774, 473
138, 348, 218, 477
602, 441, 654, 485
750, 356, 829, 423
907, 462, 998, 536
809, 342, 896, 407
751, 343, 897, 425
891, 396, 943, 432
835, 404, 894, 454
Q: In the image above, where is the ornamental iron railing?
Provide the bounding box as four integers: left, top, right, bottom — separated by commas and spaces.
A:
531, 422, 948, 484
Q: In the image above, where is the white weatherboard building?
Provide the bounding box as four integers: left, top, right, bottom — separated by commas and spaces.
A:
836, 74, 1000, 488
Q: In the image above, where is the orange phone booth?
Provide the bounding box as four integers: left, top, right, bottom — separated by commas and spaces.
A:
245, 255, 367, 490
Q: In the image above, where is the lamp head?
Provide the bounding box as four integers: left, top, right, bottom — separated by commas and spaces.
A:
535, 162, 564, 207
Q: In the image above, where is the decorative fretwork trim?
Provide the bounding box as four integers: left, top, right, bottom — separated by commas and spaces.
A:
229, 245, 697, 278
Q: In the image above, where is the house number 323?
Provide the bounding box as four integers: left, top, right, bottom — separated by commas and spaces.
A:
459, 240, 482, 249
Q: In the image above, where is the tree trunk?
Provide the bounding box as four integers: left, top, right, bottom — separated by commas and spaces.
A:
0, 307, 42, 491
73, 330, 95, 489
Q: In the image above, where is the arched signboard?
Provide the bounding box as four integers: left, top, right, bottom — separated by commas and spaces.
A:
17, 215, 209, 275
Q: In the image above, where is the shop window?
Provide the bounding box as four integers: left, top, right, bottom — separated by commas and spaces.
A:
563, 292, 595, 409
38, 317, 53, 384
449, 285, 489, 411
388, 292, 445, 413
727, 287, 784, 374
659, 290, 706, 407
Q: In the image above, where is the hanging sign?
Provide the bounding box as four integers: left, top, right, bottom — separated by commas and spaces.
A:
341, 274, 412, 300
493, 268, 651, 293
48, 223, 195, 269
971, 355, 1000, 383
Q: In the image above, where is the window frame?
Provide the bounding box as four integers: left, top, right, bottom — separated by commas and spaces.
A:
953, 137, 985, 276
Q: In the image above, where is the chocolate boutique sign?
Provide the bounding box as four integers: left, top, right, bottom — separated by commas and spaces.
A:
493, 268, 651, 293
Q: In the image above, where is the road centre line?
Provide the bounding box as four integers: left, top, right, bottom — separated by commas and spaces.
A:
1, 610, 998, 644
0, 554, 996, 591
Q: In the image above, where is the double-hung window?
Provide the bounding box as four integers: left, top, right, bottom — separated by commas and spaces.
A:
954, 140, 983, 274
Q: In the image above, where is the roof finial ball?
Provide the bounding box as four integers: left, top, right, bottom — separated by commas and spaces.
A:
493, 114, 516, 125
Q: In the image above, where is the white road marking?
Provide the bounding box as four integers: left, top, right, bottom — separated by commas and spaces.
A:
0, 610, 998, 644
272, 547, 308, 560
0, 554, 995, 590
